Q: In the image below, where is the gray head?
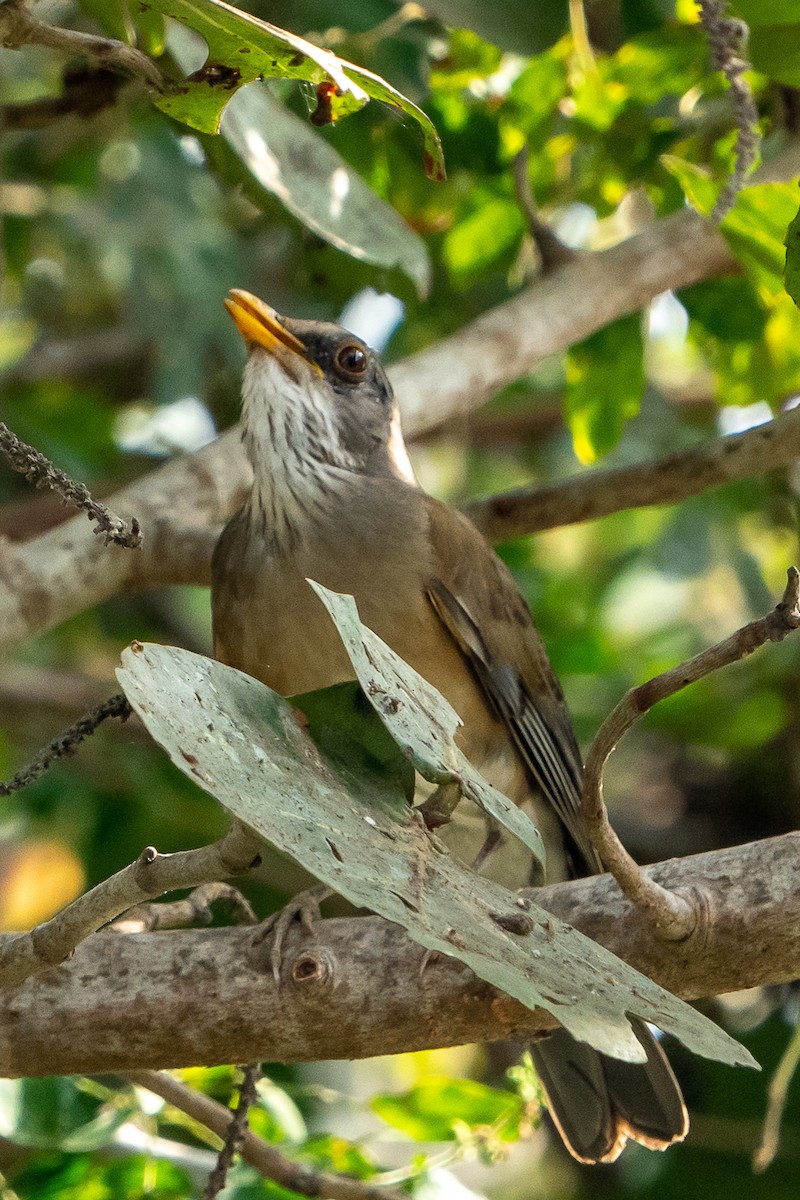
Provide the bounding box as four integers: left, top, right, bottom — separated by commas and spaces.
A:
225, 289, 415, 548
226, 289, 414, 478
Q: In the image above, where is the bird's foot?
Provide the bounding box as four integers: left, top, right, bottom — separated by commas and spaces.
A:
417, 779, 463, 830
251, 884, 333, 982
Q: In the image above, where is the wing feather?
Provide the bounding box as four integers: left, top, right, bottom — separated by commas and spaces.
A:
425, 500, 601, 874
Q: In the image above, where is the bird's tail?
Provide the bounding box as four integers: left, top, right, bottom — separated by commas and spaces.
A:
530, 1018, 688, 1163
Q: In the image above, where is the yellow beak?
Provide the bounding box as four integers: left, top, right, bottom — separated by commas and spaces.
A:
224, 289, 311, 363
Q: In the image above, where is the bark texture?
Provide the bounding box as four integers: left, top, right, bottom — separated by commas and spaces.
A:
2, 833, 797, 1077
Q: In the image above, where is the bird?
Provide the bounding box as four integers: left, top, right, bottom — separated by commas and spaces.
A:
211, 287, 689, 1164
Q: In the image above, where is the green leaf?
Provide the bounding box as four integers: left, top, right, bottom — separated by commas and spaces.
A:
117, 616, 756, 1070
501, 45, 566, 140
785, 194, 800, 309
611, 27, 707, 105
681, 278, 768, 342
217, 83, 431, 296
298, 1134, 377, 1178
79, 0, 132, 42
441, 196, 524, 289
662, 159, 798, 298
749, 25, 800, 87
140, 0, 445, 179
730, 0, 800, 22
565, 314, 644, 463
0, 1078, 137, 1151
729, 3, 800, 86
373, 1077, 523, 1142
724, 185, 800, 299
428, 27, 503, 93
79, 0, 164, 53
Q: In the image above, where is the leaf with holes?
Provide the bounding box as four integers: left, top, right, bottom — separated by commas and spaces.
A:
117, 631, 755, 1071
139, 0, 445, 179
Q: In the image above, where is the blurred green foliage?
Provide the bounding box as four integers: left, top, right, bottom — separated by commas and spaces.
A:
2, 0, 800, 1195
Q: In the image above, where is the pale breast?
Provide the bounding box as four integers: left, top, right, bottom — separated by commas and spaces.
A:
211, 483, 567, 886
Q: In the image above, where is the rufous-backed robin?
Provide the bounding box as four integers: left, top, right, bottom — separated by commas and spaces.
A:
212, 288, 688, 1163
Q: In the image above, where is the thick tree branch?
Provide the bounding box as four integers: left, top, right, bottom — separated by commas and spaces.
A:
465, 403, 800, 540
0, 210, 740, 652
0, 833, 797, 1077
581, 568, 800, 939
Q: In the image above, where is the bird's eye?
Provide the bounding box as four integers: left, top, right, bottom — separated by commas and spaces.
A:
333, 342, 368, 382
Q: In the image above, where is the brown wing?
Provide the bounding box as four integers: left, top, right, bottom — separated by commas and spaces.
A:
424, 497, 601, 874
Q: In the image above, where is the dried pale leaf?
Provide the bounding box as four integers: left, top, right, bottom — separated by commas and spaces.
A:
309, 581, 546, 867
117, 642, 755, 1071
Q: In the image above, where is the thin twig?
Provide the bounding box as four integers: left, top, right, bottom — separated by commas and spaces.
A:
697, 0, 760, 221
112, 882, 257, 933
126, 1070, 409, 1200
203, 1063, 262, 1200
582, 567, 800, 939
0, 0, 168, 92
0, 423, 142, 548
0, 693, 132, 796
753, 1016, 800, 1172
0, 65, 126, 129
0, 822, 263, 989
512, 148, 579, 274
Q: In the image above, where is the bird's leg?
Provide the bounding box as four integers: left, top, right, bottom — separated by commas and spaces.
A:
417, 778, 463, 830
471, 826, 503, 873
251, 884, 333, 982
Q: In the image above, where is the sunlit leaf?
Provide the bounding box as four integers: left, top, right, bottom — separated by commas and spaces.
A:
785, 195, 800, 309
565, 313, 644, 463
662, 159, 798, 299
428, 27, 503, 93
139, 0, 445, 178
612, 27, 707, 105
373, 1077, 523, 1141
442, 196, 523, 288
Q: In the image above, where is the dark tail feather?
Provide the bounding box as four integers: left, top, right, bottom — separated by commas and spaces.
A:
530, 1019, 688, 1164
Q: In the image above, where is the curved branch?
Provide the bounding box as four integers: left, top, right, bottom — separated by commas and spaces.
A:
127, 1070, 408, 1200
580, 568, 800, 939
0, 210, 738, 651
1, 833, 798, 1077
